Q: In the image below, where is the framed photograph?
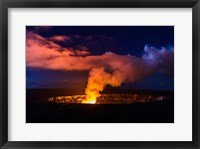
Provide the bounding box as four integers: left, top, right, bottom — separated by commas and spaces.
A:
0, 0, 199, 148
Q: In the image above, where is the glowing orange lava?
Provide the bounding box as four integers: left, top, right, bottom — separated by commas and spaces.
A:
48, 94, 167, 104
82, 88, 101, 104
83, 99, 96, 104
82, 89, 99, 104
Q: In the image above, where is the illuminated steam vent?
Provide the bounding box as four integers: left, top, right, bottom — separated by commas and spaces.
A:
48, 94, 166, 104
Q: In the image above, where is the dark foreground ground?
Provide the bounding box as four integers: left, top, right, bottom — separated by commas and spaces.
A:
26, 89, 174, 123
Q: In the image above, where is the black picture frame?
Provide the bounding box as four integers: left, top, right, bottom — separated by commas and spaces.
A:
0, 0, 199, 148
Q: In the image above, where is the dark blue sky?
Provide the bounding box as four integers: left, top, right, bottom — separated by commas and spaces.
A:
26, 26, 174, 90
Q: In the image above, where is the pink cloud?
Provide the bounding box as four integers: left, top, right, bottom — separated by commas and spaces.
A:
26, 33, 173, 75
26, 32, 91, 66
50, 35, 71, 42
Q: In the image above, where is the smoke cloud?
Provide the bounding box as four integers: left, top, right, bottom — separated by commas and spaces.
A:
26, 32, 174, 103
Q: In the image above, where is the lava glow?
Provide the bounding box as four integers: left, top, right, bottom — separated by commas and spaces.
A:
83, 99, 96, 104
83, 67, 122, 104
82, 89, 98, 104
83, 89, 99, 104
48, 94, 166, 104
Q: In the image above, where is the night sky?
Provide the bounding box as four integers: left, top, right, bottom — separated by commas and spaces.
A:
26, 26, 174, 90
